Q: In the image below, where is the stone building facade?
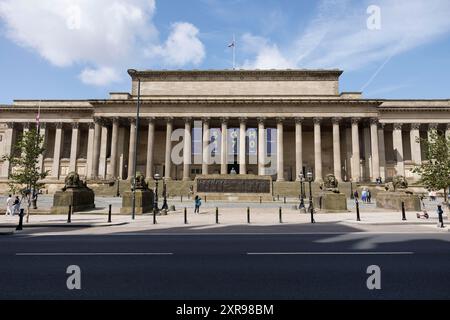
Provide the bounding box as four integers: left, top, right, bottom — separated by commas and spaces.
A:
0, 69, 449, 193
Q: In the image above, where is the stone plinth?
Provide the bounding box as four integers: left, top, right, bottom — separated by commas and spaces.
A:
376, 192, 421, 211
121, 190, 154, 214
194, 174, 272, 201
314, 192, 348, 213
51, 188, 95, 214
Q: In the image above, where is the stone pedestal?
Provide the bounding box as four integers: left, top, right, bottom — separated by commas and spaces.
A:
121, 190, 154, 214
51, 188, 95, 214
376, 192, 421, 211
314, 192, 348, 213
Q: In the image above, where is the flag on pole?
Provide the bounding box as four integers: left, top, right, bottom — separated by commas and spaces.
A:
228, 34, 236, 70
228, 41, 235, 48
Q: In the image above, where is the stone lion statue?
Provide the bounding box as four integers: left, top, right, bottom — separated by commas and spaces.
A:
64, 172, 83, 189
385, 175, 410, 193
320, 174, 340, 193
133, 172, 148, 190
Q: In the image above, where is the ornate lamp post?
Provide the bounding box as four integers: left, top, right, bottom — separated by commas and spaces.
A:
307, 171, 315, 223
299, 173, 305, 210
350, 179, 354, 199
153, 173, 161, 213
161, 177, 168, 210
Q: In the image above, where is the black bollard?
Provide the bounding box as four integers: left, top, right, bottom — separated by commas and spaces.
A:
284, 197, 286, 204
401, 202, 407, 221
16, 209, 24, 231
153, 209, 157, 225
279, 207, 283, 223
184, 207, 188, 224
259, 196, 262, 204
310, 205, 315, 224
247, 207, 250, 224
205, 195, 207, 203
67, 205, 72, 223
216, 207, 219, 224
356, 200, 361, 221
108, 204, 112, 223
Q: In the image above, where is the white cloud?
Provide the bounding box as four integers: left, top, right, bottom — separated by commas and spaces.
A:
0, 0, 205, 86
149, 22, 205, 67
241, 0, 450, 72
79, 66, 120, 86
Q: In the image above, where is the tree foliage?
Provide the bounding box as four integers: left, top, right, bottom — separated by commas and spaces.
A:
412, 130, 450, 202
2, 127, 49, 218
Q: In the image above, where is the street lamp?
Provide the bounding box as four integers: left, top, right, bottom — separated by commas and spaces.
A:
298, 173, 305, 210
161, 177, 168, 210
128, 69, 141, 221
153, 173, 161, 213
307, 171, 315, 223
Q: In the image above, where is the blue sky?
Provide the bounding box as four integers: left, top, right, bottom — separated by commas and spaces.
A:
0, 0, 449, 103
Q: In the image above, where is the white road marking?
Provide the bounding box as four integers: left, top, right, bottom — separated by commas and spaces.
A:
16, 252, 173, 256
247, 251, 414, 255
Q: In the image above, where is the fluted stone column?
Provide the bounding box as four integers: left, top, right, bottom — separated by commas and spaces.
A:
86, 123, 95, 179
410, 123, 422, 165
351, 118, 361, 182
109, 117, 119, 179
276, 118, 285, 181
98, 122, 109, 180
1, 123, 15, 178
127, 118, 136, 180
37, 123, 47, 175
69, 122, 79, 173
202, 118, 210, 175
52, 123, 63, 179
313, 118, 322, 182
332, 118, 342, 182
164, 117, 173, 180
258, 118, 265, 176
220, 118, 228, 175
295, 118, 303, 181
238, 118, 247, 175
370, 119, 380, 181
377, 123, 386, 181
91, 118, 102, 179
183, 118, 192, 181
392, 123, 405, 176
145, 117, 155, 180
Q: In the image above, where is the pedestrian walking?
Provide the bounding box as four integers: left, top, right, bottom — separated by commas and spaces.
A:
5, 194, 13, 215
367, 190, 371, 203
437, 205, 445, 228
353, 190, 359, 200
361, 189, 367, 203
13, 196, 20, 216
194, 195, 202, 214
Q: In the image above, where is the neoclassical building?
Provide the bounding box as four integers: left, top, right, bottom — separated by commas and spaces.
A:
0, 69, 449, 193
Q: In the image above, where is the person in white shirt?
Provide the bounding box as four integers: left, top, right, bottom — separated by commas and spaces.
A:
5, 194, 13, 215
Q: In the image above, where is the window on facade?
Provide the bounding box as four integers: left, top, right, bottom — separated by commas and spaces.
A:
266, 128, 276, 155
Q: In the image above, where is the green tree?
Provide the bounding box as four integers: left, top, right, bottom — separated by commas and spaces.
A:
412, 130, 450, 204
2, 127, 48, 222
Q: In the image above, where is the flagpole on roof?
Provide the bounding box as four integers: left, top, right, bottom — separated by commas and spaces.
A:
232, 34, 236, 70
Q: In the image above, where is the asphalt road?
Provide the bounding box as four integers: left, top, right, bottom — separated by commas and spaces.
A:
1, 232, 450, 300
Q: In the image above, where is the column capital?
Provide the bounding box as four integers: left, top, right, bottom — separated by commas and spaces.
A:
331, 117, 342, 125
22, 122, 30, 130
239, 117, 247, 124
428, 123, 438, 130
378, 122, 386, 129
184, 117, 192, 124
276, 117, 285, 124
6, 122, 15, 129
111, 116, 120, 124
166, 116, 174, 124
55, 122, 63, 129
39, 122, 47, 130
128, 117, 137, 125
88, 122, 95, 130
351, 117, 361, 125
71, 122, 79, 129
313, 117, 322, 125
369, 118, 379, 125
220, 117, 228, 124
393, 123, 403, 130
446, 123, 450, 130
294, 117, 304, 124
201, 117, 210, 123
410, 123, 421, 130
257, 117, 266, 124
